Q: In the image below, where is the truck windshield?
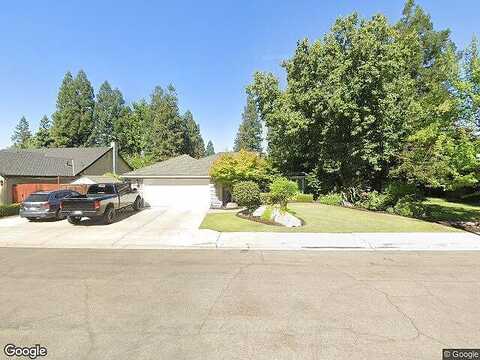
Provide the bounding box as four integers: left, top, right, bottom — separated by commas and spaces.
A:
87, 184, 115, 194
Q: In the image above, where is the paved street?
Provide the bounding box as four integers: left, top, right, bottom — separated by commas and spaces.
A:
0, 248, 479, 359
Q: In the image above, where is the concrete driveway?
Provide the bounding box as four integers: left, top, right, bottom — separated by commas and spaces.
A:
0, 248, 479, 359
0, 207, 217, 248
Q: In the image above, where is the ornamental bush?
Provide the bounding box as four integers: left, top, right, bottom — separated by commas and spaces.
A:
232, 181, 261, 213
0, 204, 20, 217
392, 195, 429, 218
269, 177, 299, 209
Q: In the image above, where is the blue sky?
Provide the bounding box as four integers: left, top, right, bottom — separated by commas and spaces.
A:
0, 0, 478, 151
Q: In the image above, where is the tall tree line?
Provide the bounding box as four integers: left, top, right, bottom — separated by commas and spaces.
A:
248, 0, 480, 193
10, 70, 211, 168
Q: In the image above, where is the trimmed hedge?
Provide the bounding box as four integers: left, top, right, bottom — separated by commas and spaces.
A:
0, 203, 20, 217
232, 181, 261, 213
294, 193, 314, 202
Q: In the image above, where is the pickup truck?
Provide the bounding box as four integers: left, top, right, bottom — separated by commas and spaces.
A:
60, 182, 143, 225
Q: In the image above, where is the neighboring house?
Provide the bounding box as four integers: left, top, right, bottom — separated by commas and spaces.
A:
121, 154, 224, 210
0, 146, 131, 205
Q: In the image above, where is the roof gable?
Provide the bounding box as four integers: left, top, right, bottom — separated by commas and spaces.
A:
122, 153, 225, 178
0, 147, 112, 177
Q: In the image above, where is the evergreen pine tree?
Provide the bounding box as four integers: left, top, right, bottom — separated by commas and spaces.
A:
205, 140, 215, 156
90, 81, 126, 146
11, 116, 32, 149
51, 70, 95, 147
182, 110, 205, 158
150, 85, 185, 161
233, 94, 262, 152
34, 115, 54, 148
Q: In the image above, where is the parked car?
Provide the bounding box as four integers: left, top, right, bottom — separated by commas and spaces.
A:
20, 190, 81, 221
60, 182, 143, 225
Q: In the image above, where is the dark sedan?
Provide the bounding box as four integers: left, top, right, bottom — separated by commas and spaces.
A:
20, 190, 81, 221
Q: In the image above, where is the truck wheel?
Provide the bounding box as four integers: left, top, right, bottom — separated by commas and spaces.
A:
68, 216, 81, 225
103, 206, 115, 225
133, 197, 142, 211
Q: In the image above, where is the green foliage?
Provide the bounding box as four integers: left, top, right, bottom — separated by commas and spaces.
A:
124, 153, 156, 170
33, 115, 54, 148
209, 150, 270, 188
247, 1, 480, 195
269, 177, 299, 209
232, 181, 261, 213
115, 100, 152, 158
392, 195, 429, 218
261, 206, 273, 221
51, 71, 95, 147
358, 191, 392, 211
394, 125, 480, 190
318, 193, 343, 206
0, 204, 20, 217
260, 192, 271, 205
90, 81, 126, 146
205, 140, 215, 156
11, 116, 32, 149
294, 193, 314, 203
149, 85, 185, 161
248, 13, 419, 188
182, 110, 205, 158
234, 94, 263, 152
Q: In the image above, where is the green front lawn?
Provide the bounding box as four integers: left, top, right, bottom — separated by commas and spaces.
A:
200, 203, 458, 233
423, 197, 480, 222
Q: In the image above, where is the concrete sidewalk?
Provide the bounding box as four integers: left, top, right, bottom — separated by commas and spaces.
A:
215, 231, 480, 251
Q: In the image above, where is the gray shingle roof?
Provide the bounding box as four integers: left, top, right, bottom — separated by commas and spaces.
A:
122, 153, 224, 177
0, 147, 111, 177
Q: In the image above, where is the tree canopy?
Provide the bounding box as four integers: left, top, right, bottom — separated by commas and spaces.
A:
11, 116, 32, 149
248, 1, 480, 193
233, 94, 263, 152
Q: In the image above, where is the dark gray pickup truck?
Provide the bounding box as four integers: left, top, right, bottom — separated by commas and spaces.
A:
60, 183, 143, 225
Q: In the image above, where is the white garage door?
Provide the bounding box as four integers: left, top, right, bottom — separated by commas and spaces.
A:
142, 184, 211, 210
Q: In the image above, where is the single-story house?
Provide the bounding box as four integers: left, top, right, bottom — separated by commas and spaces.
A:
0, 146, 131, 205
121, 154, 225, 210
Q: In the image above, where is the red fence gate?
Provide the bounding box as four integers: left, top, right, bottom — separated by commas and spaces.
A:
12, 184, 87, 203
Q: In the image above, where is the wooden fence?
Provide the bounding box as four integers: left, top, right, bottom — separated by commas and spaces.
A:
12, 184, 87, 203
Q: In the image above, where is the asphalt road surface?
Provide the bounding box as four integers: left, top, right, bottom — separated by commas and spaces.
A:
0, 248, 479, 359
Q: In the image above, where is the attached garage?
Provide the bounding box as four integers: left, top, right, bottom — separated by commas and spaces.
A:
122, 154, 224, 210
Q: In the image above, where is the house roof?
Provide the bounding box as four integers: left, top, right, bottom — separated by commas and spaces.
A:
122, 153, 224, 178
0, 147, 112, 177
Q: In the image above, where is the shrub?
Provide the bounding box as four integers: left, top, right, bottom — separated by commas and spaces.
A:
359, 191, 393, 211
392, 195, 429, 218
318, 193, 343, 206
232, 181, 261, 213
294, 193, 314, 203
384, 182, 420, 202
269, 177, 299, 209
260, 192, 272, 205
209, 150, 270, 189
0, 204, 20, 217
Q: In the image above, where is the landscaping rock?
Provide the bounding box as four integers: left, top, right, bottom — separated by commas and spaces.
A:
252, 206, 266, 217
272, 208, 302, 227
225, 202, 238, 209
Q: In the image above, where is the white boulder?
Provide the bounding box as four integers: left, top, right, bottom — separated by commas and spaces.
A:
272, 208, 302, 227
252, 206, 266, 217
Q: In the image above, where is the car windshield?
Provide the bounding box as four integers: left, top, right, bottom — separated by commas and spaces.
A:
87, 184, 115, 194
25, 194, 49, 202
